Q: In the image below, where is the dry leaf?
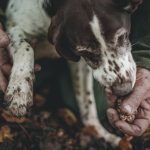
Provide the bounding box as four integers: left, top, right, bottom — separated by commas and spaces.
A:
34, 94, 46, 107
82, 126, 99, 137
0, 126, 14, 143
119, 135, 133, 150
1, 110, 30, 123
58, 108, 77, 126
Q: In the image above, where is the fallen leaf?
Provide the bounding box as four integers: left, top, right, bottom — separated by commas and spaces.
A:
34, 94, 46, 107
119, 135, 133, 150
1, 110, 30, 123
58, 108, 77, 126
82, 126, 99, 137
0, 126, 14, 143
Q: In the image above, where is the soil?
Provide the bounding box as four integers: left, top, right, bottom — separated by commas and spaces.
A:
0, 59, 149, 150
0, 106, 120, 150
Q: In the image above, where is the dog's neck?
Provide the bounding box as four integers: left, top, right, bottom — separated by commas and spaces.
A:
43, 0, 64, 17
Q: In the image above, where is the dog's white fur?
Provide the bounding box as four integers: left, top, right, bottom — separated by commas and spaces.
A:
89, 14, 107, 50
69, 59, 120, 146
4, 0, 138, 146
89, 14, 136, 88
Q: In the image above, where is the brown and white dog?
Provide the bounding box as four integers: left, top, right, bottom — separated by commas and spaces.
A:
5, 0, 142, 146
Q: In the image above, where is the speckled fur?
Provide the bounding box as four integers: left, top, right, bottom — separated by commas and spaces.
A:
5, 0, 138, 146
69, 59, 121, 146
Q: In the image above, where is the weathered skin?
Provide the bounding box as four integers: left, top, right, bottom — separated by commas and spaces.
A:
0, 23, 11, 92
0, 23, 41, 93
106, 68, 150, 136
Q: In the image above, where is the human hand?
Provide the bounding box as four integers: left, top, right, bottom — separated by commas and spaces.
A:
0, 23, 41, 93
0, 23, 11, 92
106, 68, 150, 136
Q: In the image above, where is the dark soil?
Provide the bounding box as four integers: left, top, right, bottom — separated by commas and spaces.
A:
0, 59, 149, 150
0, 107, 119, 150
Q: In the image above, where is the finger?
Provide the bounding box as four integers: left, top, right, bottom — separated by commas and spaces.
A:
105, 88, 112, 94
34, 64, 41, 72
107, 108, 120, 127
136, 98, 150, 122
0, 30, 10, 48
0, 70, 8, 92
120, 69, 150, 115
117, 97, 150, 136
106, 92, 117, 108
140, 93, 150, 111
0, 48, 12, 76
115, 119, 149, 136
1, 64, 12, 76
105, 88, 117, 108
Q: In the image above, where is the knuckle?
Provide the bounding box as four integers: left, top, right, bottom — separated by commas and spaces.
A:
133, 127, 144, 136
135, 131, 143, 136
138, 68, 150, 78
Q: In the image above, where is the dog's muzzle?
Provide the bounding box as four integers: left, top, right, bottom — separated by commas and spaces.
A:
111, 81, 133, 96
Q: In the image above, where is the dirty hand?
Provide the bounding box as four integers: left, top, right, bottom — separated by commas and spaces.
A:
0, 23, 11, 92
0, 23, 41, 93
106, 68, 150, 136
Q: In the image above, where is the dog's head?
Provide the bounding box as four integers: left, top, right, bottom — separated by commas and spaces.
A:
48, 0, 143, 96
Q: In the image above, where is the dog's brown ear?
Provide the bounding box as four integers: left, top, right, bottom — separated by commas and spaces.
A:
114, 0, 143, 13
48, 15, 61, 45
48, 15, 101, 68
48, 16, 80, 62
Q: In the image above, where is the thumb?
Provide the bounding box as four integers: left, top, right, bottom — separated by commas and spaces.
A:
0, 69, 8, 92
120, 68, 150, 115
0, 30, 10, 48
34, 64, 41, 72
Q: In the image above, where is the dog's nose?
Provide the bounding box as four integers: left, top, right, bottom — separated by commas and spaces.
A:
111, 81, 132, 97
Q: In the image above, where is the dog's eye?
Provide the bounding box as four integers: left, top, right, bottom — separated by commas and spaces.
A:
118, 35, 124, 43
118, 33, 127, 45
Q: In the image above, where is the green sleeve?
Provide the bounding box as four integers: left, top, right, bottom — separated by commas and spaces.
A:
132, 36, 150, 70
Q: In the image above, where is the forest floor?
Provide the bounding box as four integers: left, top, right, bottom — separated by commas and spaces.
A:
0, 60, 149, 150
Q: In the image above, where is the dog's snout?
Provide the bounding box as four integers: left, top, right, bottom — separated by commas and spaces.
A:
111, 81, 132, 97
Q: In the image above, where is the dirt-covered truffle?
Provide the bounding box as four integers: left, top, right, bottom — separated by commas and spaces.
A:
117, 100, 137, 123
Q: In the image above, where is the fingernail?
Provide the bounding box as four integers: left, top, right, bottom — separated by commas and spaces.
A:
123, 105, 133, 114
105, 88, 112, 94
